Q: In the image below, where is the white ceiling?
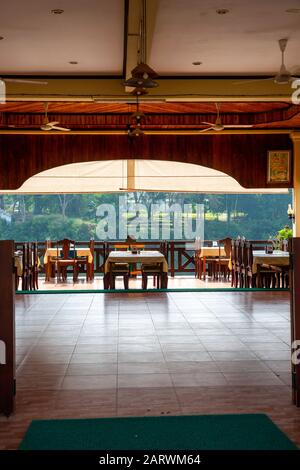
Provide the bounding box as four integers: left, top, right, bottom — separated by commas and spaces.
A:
0, 0, 124, 74
1, 0, 300, 77
149, 0, 300, 75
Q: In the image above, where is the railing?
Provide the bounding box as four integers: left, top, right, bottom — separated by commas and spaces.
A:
14, 240, 196, 277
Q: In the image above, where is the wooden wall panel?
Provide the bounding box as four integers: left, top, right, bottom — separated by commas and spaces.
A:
0, 133, 293, 190
0, 241, 15, 416
291, 238, 300, 407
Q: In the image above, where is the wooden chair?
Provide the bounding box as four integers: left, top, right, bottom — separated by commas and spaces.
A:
232, 238, 245, 288
216, 237, 232, 280
142, 262, 163, 289
76, 238, 95, 281
251, 241, 282, 288
196, 240, 217, 280
237, 239, 246, 288
231, 239, 237, 287
14, 249, 23, 291
152, 241, 168, 286
256, 263, 278, 288
245, 241, 254, 288
109, 262, 130, 289
31, 242, 39, 290
21, 243, 29, 291
141, 241, 168, 287
55, 238, 78, 282
194, 246, 203, 279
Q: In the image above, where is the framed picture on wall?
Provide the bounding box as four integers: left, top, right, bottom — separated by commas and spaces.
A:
267, 150, 291, 183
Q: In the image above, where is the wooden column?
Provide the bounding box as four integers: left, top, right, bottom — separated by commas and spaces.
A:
0, 241, 15, 416
290, 238, 300, 406
291, 132, 300, 236
127, 159, 135, 190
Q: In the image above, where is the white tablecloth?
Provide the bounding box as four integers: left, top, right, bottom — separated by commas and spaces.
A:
44, 248, 93, 264
252, 250, 290, 274
200, 247, 226, 257
105, 250, 168, 273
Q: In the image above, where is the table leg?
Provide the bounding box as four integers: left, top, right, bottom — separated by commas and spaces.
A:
161, 272, 168, 289
103, 272, 110, 289
45, 262, 51, 282
202, 256, 206, 280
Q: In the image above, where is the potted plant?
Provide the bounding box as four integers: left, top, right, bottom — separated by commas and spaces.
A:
273, 225, 293, 251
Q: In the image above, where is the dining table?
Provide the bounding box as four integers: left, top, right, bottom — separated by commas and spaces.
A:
44, 247, 94, 281
104, 250, 168, 289
252, 250, 290, 274
199, 246, 226, 280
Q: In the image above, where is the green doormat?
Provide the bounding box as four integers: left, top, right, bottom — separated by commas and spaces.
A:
19, 414, 297, 450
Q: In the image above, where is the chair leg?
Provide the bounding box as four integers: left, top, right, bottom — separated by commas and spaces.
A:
73, 264, 78, 283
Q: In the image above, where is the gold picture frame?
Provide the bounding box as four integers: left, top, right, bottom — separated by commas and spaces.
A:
267, 150, 291, 183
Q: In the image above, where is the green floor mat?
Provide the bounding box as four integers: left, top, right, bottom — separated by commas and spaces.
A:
19, 414, 297, 450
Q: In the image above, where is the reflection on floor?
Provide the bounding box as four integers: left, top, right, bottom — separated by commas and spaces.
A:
39, 275, 232, 290
1, 290, 300, 449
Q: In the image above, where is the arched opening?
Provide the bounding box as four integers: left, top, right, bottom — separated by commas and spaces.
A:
1, 159, 289, 194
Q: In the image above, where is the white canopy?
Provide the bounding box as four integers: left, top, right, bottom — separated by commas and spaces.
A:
0, 160, 289, 194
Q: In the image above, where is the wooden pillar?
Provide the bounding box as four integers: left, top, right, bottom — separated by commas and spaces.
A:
0, 241, 15, 416
291, 132, 300, 236
290, 238, 300, 406
127, 159, 135, 190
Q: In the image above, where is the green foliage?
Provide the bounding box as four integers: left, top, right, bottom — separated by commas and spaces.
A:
0, 191, 293, 241
276, 226, 293, 241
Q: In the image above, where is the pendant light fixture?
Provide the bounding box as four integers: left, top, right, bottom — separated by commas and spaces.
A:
124, 0, 159, 90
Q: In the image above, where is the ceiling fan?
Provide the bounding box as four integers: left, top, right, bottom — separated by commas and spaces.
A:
124, 0, 159, 90
235, 38, 300, 86
127, 93, 145, 137
199, 103, 253, 132
40, 102, 71, 131
0, 77, 48, 103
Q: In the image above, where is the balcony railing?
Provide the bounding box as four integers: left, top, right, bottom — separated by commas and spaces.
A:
14, 240, 196, 277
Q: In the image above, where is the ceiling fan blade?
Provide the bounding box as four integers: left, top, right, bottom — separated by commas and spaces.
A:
47, 121, 60, 126
201, 122, 215, 126
3, 78, 48, 85
50, 126, 71, 132
223, 125, 254, 128
198, 127, 214, 133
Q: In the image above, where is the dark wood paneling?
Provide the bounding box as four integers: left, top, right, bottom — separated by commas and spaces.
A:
0, 101, 291, 114
0, 241, 15, 416
2, 110, 299, 129
1, 102, 300, 130
0, 133, 293, 190
291, 238, 300, 407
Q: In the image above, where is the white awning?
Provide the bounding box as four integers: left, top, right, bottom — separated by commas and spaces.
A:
0, 160, 289, 194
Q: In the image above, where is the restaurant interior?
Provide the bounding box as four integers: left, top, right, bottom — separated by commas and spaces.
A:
1, 0, 300, 454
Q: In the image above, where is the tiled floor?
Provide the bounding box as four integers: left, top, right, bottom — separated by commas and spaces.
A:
1, 290, 300, 449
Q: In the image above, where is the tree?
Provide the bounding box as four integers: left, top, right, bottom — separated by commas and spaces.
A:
57, 195, 75, 220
